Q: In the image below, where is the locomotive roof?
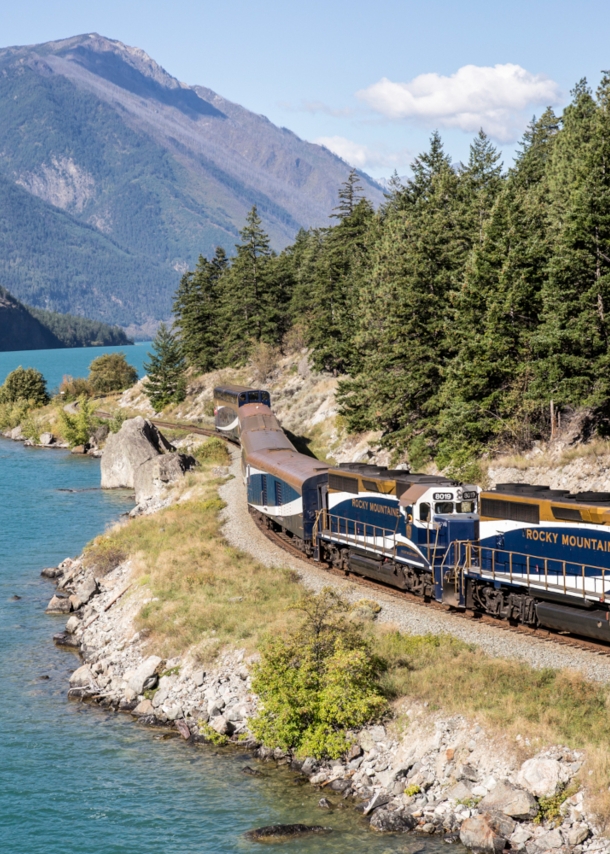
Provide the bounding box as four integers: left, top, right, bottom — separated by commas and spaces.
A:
214, 384, 263, 395
334, 462, 458, 486
489, 483, 610, 506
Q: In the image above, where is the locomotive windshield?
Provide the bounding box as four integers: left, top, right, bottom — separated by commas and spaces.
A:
435, 501, 454, 514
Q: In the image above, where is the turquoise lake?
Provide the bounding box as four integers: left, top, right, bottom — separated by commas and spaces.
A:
0, 345, 451, 853
0, 342, 151, 393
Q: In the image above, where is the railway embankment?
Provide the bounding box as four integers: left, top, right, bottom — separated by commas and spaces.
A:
40, 419, 610, 854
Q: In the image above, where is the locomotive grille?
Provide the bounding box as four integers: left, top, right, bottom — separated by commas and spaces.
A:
329, 473, 359, 494
481, 497, 540, 524
551, 506, 583, 522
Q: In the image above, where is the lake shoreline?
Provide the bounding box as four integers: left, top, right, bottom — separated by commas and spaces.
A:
40, 465, 603, 854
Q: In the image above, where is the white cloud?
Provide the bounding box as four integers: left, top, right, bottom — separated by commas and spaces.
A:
357, 64, 561, 142
314, 135, 411, 171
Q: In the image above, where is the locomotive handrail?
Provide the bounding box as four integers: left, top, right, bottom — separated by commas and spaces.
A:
314, 510, 399, 558
449, 540, 609, 603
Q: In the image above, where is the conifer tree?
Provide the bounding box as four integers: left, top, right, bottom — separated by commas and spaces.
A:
436, 113, 557, 466
532, 78, 610, 416
338, 133, 466, 462
307, 171, 374, 374
173, 248, 228, 372
219, 206, 283, 363
144, 323, 186, 410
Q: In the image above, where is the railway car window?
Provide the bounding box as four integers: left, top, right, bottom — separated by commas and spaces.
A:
419, 502, 430, 522
481, 497, 539, 524
328, 473, 359, 494
435, 502, 454, 514
457, 500, 476, 513
261, 393, 271, 405
551, 506, 583, 522
239, 393, 247, 403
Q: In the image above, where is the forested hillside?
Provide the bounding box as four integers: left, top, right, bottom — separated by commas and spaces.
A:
0, 285, 131, 351
173, 76, 610, 474
0, 33, 382, 329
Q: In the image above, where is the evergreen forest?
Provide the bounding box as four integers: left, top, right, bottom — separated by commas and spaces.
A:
173, 78, 610, 475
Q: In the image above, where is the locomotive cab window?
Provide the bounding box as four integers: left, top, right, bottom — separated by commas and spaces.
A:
419, 502, 430, 522
435, 501, 454, 514
458, 500, 476, 513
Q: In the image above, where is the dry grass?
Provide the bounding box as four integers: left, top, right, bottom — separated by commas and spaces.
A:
373, 628, 610, 826
559, 439, 610, 466
86, 441, 303, 661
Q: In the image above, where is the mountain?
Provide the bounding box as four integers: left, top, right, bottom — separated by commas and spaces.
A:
0, 34, 383, 330
0, 285, 132, 351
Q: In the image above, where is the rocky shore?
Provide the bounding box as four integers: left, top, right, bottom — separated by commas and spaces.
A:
44, 544, 606, 854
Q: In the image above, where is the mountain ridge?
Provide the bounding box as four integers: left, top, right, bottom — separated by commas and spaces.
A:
0, 34, 383, 329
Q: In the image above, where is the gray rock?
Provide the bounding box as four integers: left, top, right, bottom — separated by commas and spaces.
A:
101, 417, 174, 489
459, 763, 479, 782
163, 704, 183, 721
480, 781, 538, 820
132, 699, 155, 716
69, 664, 96, 689
39, 432, 55, 446
369, 809, 416, 833
10, 425, 23, 440
192, 670, 205, 687
509, 825, 533, 850
133, 452, 196, 505
536, 828, 564, 849
245, 825, 331, 842
459, 813, 507, 853
318, 797, 333, 809
209, 715, 233, 736
446, 781, 473, 801
152, 674, 177, 708
142, 674, 158, 692
76, 575, 98, 605
46, 594, 72, 613
65, 615, 80, 634
518, 757, 562, 797
127, 655, 163, 696
363, 790, 391, 815
301, 758, 317, 776
568, 825, 590, 846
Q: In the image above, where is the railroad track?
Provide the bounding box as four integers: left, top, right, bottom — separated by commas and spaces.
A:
95, 409, 610, 659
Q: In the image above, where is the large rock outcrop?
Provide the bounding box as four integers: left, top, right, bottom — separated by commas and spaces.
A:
100, 416, 174, 488
134, 452, 196, 505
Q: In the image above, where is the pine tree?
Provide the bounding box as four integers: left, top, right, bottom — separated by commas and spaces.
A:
436, 114, 557, 466
338, 133, 466, 462
307, 172, 374, 374
143, 323, 186, 410
173, 248, 228, 372
532, 78, 610, 418
219, 206, 284, 363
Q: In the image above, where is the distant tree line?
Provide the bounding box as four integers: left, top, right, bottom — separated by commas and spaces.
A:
27, 305, 132, 348
172, 76, 610, 474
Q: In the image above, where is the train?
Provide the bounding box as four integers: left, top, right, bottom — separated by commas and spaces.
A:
213, 384, 610, 644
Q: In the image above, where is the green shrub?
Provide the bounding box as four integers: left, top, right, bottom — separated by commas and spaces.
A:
250, 589, 387, 759
404, 784, 421, 797
88, 353, 138, 394
59, 396, 97, 448
0, 400, 29, 431
0, 366, 49, 406
192, 437, 230, 466
59, 375, 92, 401
82, 536, 127, 577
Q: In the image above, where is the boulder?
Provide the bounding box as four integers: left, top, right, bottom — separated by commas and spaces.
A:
76, 575, 98, 605
65, 615, 80, 634
210, 715, 233, 736
369, 809, 416, 833
568, 824, 590, 846
127, 655, 163, 696
517, 757, 562, 797
459, 813, 508, 853
132, 699, 154, 716
479, 781, 538, 820
244, 825, 331, 842
152, 674, 177, 708
10, 425, 23, 440
133, 452, 197, 505
39, 432, 55, 446
101, 417, 174, 489
69, 664, 96, 690
46, 594, 72, 613
536, 828, 564, 850
163, 704, 183, 721
446, 781, 473, 801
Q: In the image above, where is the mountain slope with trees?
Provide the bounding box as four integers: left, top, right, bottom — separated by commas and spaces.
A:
0, 33, 382, 329
173, 75, 610, 473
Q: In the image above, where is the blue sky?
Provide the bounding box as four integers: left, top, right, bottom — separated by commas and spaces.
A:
3, 0, 610, 178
